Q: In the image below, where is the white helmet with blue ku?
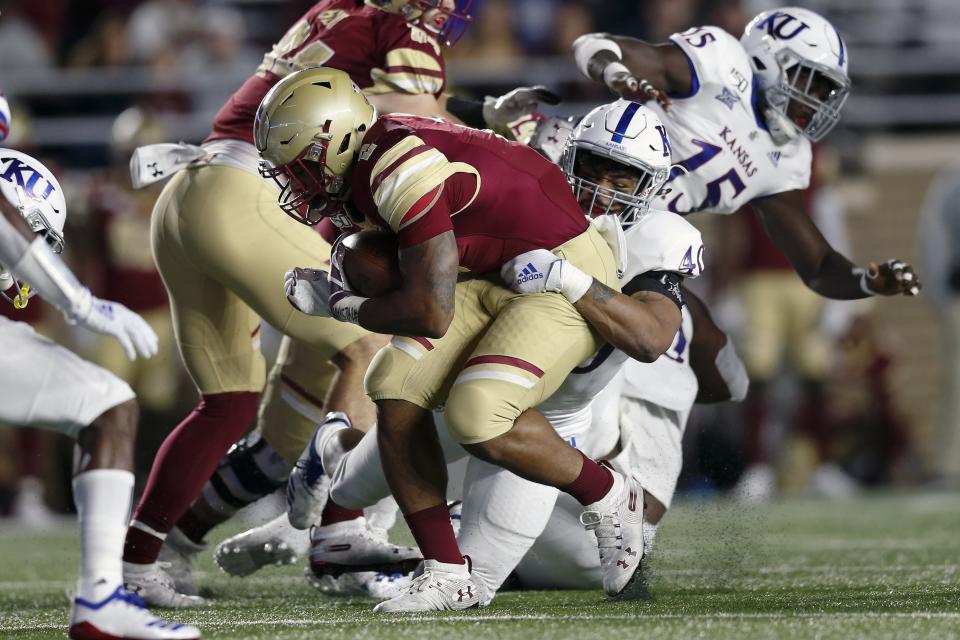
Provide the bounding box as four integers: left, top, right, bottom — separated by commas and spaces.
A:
561, 99, 672, 229
0, 149, 67, 307
741, 6, 850, 144
0, 148, 66, 254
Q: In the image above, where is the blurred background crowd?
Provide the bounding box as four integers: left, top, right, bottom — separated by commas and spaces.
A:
2, 0, 959, 524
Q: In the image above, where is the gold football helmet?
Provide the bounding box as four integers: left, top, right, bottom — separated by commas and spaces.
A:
255, 67, 375, 226
365, 0, 475, 46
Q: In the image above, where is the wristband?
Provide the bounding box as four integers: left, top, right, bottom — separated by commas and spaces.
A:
573, 34, 623, 79
602, 62, 633, 88
332, 294, 368, 326
715, 337, 749, 402
554, 261, 593, 304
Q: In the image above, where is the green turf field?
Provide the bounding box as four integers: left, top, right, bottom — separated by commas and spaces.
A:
2, 492, 958, 639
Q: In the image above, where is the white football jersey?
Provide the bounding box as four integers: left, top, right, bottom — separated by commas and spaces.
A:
538, 210, 702, 417
621, 304, 697, 412
646, 26, 812, 215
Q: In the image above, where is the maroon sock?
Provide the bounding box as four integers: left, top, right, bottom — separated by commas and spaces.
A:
123, 392, 259, 564
404, 504, 463, 565
320, 499, 364, 526
175, 506, 212, 545
564, 452, 614, 506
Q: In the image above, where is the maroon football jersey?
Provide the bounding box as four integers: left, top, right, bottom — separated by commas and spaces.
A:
207, 0, 446, 144
349, 115, 589, 274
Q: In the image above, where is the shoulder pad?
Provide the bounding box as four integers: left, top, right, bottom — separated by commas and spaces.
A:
623, 210, 704, 279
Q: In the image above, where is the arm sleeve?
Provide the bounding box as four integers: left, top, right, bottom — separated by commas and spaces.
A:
622, 270, 684, 309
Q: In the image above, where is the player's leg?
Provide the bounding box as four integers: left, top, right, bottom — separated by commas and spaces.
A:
172, 337, 339, 568
123, 168, 264, 605
0, 318, 199, 638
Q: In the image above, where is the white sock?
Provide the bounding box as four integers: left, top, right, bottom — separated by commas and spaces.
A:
73, 469, 134, 599
317, 420, 352, 474
643, 521, 659, 557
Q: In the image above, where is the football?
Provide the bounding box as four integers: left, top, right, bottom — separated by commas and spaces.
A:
340, 228, 403, 298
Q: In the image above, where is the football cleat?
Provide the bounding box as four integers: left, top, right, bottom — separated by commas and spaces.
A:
305, 569, 411, 600
123, 562, 207, 609
157, 527, 204, 596
580, 469, 647, 599
69, 584, 201, 639
372, 557, 486, 613
307, 517, 421, 578
286, 412, 351, 529
215, 513, 309, 577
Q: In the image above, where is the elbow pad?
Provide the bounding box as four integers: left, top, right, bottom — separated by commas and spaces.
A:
715, 337, 749, 402
11, 236, 92, 322
573, 33, 623, 79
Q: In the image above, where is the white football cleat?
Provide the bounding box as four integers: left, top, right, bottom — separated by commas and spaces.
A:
123, 562, 208, 608
580, 470, 647, 599
158, 527, 204, 596
307, 517, 421, 578
306, 569, 412, 600
372, 557, 486, 613
287, 412, 351, 529
215, 513, 309, 577
69, 584, 201, 639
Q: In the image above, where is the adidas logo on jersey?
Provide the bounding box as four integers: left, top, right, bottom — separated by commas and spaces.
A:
767, 150, 781, 167
517, 263, 544, 284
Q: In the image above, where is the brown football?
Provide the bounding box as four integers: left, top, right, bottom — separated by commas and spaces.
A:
340, 229, 403, 298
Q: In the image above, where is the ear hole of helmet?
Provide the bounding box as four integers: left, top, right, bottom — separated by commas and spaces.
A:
338, 133, 352, 154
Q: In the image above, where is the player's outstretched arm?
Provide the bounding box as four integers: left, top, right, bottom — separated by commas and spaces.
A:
0, 198, 158, 360
685, 288, 748, 403
753, 190, 921, 299
501, 248, 680, 362
572, 33, 692, 109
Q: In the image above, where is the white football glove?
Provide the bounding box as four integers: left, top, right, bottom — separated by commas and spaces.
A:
284, 267, 333, 316
500, 249, 593, 303
72, 295, 159, 361
483, 85, 561, 128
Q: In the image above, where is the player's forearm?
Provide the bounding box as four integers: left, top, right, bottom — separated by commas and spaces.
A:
574, 280, 679, 363
357, 290, 452, 338
801, 249, 871, 300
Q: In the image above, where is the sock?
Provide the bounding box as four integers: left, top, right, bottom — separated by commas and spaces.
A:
563, 452, 614, 506
405, 504, 463, 565
320, 499, 364, 526
175, 507, 211, 545
73, 469, 134, 598
123, 392, 259, 564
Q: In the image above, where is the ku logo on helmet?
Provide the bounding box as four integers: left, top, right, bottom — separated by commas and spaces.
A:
755, 11, 810, 40
0, 156, 59, 209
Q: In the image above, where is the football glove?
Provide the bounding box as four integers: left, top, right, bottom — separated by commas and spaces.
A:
500, 249, 593, 303
72, 294, 159, 361
483, 86, 561, 128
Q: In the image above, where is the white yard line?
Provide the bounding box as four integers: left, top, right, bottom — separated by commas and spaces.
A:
5, 611, 960, 632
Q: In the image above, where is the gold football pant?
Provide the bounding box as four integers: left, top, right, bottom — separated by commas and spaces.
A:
366, 226, 618, 444
151, 164, 368, 398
